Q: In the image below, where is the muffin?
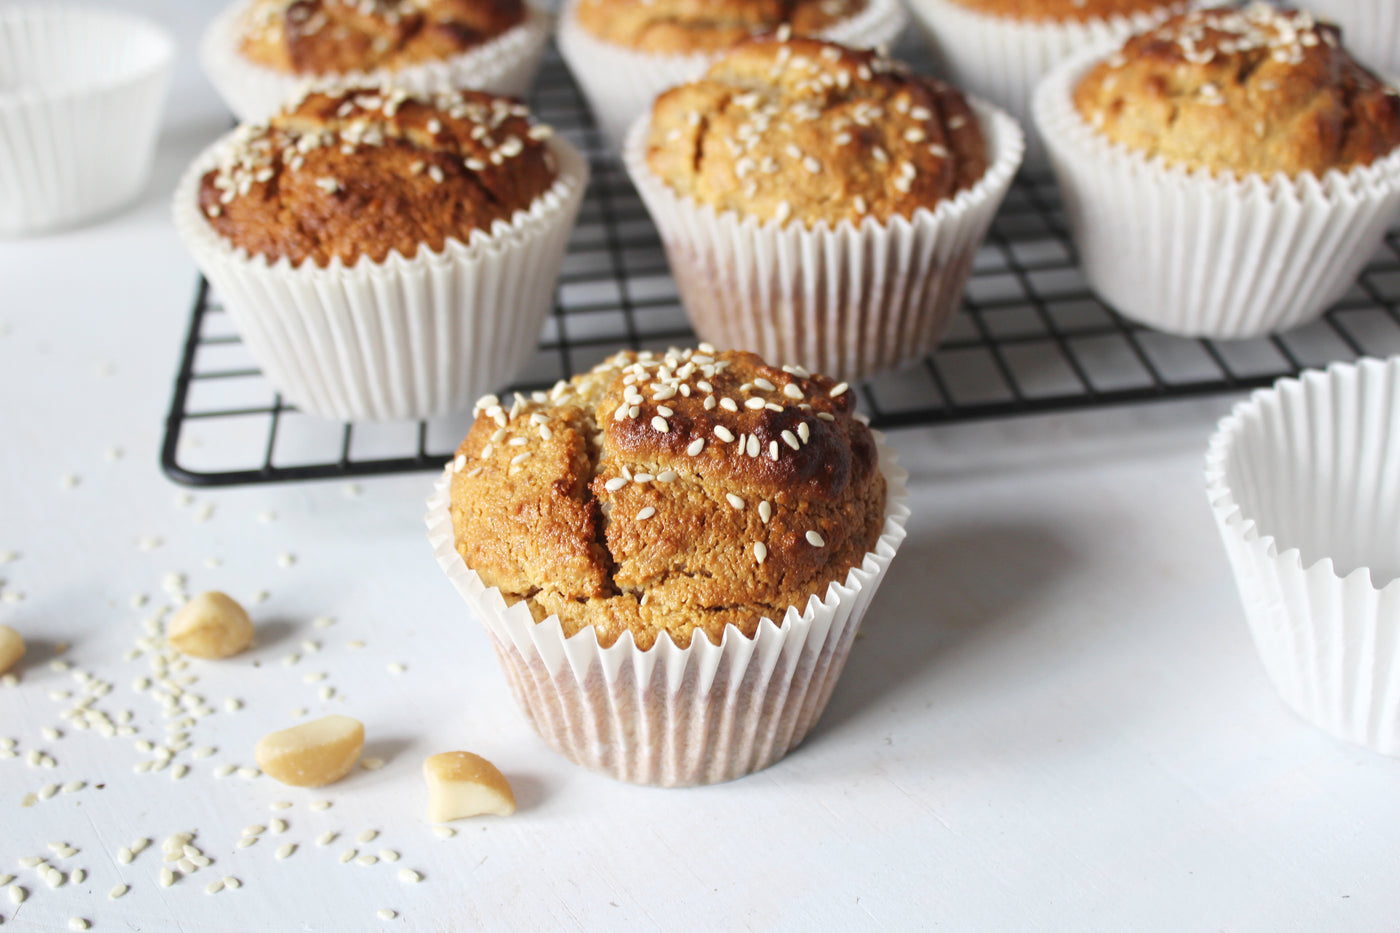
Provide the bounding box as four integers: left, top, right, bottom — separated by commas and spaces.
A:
557, 0, 908, 151
624, 36, 1023, 382
202, 0, 551, 123
426, 345, 911, 785
174, 82, 588, 421
1206, 358, 1400, 756
1034, 3, 1400, 338
905, 0, 1181, 166
1307, 0, 1400, 79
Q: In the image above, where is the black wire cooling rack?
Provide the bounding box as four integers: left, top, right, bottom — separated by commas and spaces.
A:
161, 47, 1400, 487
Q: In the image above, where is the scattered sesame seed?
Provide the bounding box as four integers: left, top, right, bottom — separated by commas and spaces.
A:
806, 531, 827, 547
206, 879, 225, 895
275, 844, 296, 860
387, 663, 406, 675
110, 884, 129, 899
357, 855, 379, 867
380, 850, 400, 863
69, 918, 89, 931
636, 507, 657, 521
317, 831, 337, 846
159, 868, 175, 887
361, 758, 384, 771
725, 493, 745, 510
433, 826, 456, 839
754, 543, 768, 564
224, 876, 242, 889
311, 800, 332, 812
270, 819, 288, 834
830, 383, 849, 398
686, 439, 705, 456
340, 849, 357, 864
651, 416, 670, 433
715, 426, 735, 443
378, 909, 398, 920
357, 830, 379, 844
745, 397, 766, 410
398, 869, 422, 884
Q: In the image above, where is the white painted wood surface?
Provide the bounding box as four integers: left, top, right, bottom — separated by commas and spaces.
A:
1, 2, 1398, 929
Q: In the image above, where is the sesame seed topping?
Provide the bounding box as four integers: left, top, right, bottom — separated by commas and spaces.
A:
754, 378, 776, 391
605, 477, 627, 492
759, 501, 772, 524
754, 542, 768, 564
636, 507, 657, 521
745, 398, 766, 410
725, 493, 745, 510
806, 531, 826, 547
651, 416, 670, 433
746, 435, 760, 457
783, 384, 804, 400
715, 426, 736, 443
687, 438, 705, 456
782, 430, 800, 450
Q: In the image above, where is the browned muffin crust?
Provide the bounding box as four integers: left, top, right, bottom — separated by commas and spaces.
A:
646, 36, 988, 227
574, 0, 867, 54
946, 0, 1176, 26
449, 346, 887, 650
1074, 3, 1400, 178
199, 85, 558, 267
239, 0, 527, 76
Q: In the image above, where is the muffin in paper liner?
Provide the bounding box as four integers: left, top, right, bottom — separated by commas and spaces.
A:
1205, 358, 1400, 756
425, 435, 910, 787
0, 5, 173, 236
556, 0, 908, 152
200, 0, 552, 124
904, 0, 1179, 168
172, 134, 588, 422
1307, 0, 1400, 79
1034, 49, 1400, 340
622, 101, 1023, 384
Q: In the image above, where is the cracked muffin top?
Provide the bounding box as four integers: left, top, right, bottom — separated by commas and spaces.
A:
645, 36, 989, 228
945, 0, 1177, 25
198, 83, 558, 267
572, 0, 868, 54
238, 0, 527, 76
448, 346, 888, 650
1073, 3, 1400, 178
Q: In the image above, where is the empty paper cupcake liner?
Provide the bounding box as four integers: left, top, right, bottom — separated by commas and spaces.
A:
200, 0, 552, 124
1206, 358, 1400, 756
623, 100, 1023, 383
1035, 50, 1400, 340
0, 5, 173, 236
426, 435, 910, 787
905, 0, 1178, 168
556, 0, 908, 152
1306, 0, 1399, 78
172, 134, 588, 422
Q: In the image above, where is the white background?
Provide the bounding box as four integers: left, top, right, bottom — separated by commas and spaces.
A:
1, 1, 1398, 930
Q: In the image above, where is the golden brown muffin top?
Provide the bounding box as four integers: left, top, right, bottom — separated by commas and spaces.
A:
1073, 3, 1400, 178
239, 0, 526, 76
645, 36, 989, 227
573, 0, 867, 54
449, 346, 888, 650
945, 0, 1177, 25
199, 84, 558, 268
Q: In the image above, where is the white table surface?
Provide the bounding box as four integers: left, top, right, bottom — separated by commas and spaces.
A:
2, 2, 1398, 930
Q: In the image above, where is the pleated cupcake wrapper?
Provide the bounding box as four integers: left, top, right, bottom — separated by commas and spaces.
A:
905, 0, 1177, 168
0, 6, 173, 236
1306, 0, 1400, 78
200, 0, 552, 124
1205, 358, 1400, 756
556, 0, 908, 152
426, 435, 910, 787
1035, 50, 1400, 340
622, 101, 1023, 383
172, 134, 588, 422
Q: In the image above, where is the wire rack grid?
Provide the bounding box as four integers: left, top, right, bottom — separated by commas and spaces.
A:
161, 47, 1400, 487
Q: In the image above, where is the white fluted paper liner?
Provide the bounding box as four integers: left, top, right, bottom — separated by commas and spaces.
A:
905, 0, 1177, 168
623, 101, 1023, 383
1205, 358, 1400, 756
1307, 0, 1400, 78
0, 6, 173, 236
1035, 50, 1400, 340
556, 0, 908, 152
173, 135, 588, 422
200, 0, 552, 124
426, 435, 910, 786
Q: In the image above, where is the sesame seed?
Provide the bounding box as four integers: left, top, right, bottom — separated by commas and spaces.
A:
636, 507, 657, 521
726, 493, 745, 510
755, 543, 768, 564
782, 431, 800, 450
746, 435, 760, 458
687, 439, 705, 456
110, 884, 129, 899
817, 411, 836, 421
806, 531, 826, 547
657, 470, 678, 483
159, 868, 175, 887
379, 909, 398, 920
398, 869, 422, 884
604, 477, 627, 492
754, 378, 776, 392
357, 854, 378, 867
340, 849, 357, 864
651, 416, 670, 433
745, 398, 766, 410
783, 384, 804, 400
434, 826, 456, 839
720, 398, 738, 412
715, 426, 735, 443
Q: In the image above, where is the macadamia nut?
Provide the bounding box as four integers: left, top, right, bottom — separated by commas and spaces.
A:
423, 751, 515, 821
168, 592, 253, 659
0, 626, 23, 674
255, 715, 364, 787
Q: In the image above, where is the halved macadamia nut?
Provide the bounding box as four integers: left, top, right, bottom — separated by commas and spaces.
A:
0, 625, 23, 673
255, 715, 364, 787
424, 751, 516, 821
168, 592, 254, 659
